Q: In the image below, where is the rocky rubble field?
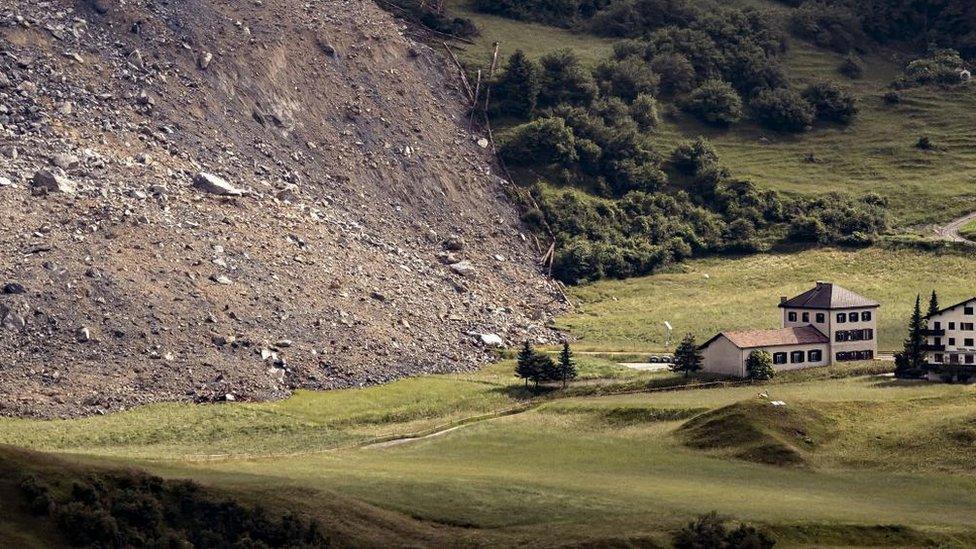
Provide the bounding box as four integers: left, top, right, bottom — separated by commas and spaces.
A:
0, 0, 563, 417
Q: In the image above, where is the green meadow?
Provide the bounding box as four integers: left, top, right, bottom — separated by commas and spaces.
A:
3, 360, 976, 547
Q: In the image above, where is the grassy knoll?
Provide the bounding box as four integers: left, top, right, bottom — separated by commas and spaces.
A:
560, 246, 976, 352
2, 361, 975, 546
448, 0, 976, 226
960, 218, 976, 240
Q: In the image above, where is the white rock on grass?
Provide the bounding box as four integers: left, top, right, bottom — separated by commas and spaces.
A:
193, 172, 243, 196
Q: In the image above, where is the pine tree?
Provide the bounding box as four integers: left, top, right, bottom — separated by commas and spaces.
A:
928, 290, 940, 318
897, 294, 926, 378
494, 50, 541, 118
558, 341, 578, 388
672, 333, 703, 378
515, 341, 535, 386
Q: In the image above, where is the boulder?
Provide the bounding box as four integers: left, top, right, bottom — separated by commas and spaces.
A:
474, 333, 504, 347
31, 169, 77, 194
2, 283, 25, 295
449, 261, 475, 277
193, 172, 243, 196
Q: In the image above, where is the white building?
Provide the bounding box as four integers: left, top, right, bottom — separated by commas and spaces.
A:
923, 297, 976, 382
700, 282, 879, 377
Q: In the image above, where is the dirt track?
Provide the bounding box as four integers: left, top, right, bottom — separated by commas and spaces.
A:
933, 212, 976, 243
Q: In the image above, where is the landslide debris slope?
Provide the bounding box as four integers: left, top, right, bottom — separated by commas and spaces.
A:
0, 0, 563, 418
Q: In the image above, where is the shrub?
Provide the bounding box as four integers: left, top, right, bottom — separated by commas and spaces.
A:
789, 1, 866, 53
493, 50, 541, 118
650, 53, 698, 96
746, 350, 775, 380
593, 56, 660, 101
802, 81, 858, 124
682, 80, 744, 126
895, 48, 968, 88
538, 49, 599, 108
630, 93, 660, 130
499, 117, 578, 167
674, 512, 776, 549
838, 55, 864, 79
670, 137, 719, 176
916, 136, 935, 150
883, 90, 902, 104
751, 87, 815, 132
788, 215, 828, 243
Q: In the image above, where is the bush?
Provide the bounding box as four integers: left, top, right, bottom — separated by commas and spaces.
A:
630, 93, 660, 130
538, 49, 599, 108
802, 81, 858, 124
883, 90, 902, 104
499, 117, 578, 167
674, 512, 776, 548
788, 215, 828, 243
895, 48, 967, 88
670, 137, 719, 176
472, 0, 603, 26
651, 53, 698, 96
593, 56, 660, 101
751, 87, 815, 132
682, 80, 744, 126
789, 2, 866, 53
746, 350, 775, 380
838, 55, 864, 79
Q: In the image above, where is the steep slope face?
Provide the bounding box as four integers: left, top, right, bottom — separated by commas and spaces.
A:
0, 0, 563, 417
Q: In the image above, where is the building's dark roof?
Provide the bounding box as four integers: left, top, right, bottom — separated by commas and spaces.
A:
700, 326, 829, 350
925, 297, 976, 320
778, 281, 879, 310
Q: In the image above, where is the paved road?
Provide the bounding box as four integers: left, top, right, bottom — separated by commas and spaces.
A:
933, 211, 976, 243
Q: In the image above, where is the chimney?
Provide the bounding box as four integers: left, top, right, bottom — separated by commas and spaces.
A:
780, 296, 788, 304
815, 281, 827, 287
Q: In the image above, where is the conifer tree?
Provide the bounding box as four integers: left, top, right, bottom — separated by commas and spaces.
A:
516, 341, 536, 386
672, 333, 703, 378
558, 341, 578, 387
494, 50, 541, 118
897, 294, 926, 378
928, 290, 940, 318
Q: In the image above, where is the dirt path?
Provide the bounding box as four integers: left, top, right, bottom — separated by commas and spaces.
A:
933, 211, 976, 243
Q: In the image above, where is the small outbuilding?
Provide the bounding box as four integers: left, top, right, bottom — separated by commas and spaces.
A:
699, 326, 830, 377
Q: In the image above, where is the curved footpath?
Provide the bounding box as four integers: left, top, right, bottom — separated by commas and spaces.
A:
933, 211, 976, 243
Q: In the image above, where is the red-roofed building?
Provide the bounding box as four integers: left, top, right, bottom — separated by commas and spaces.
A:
699, 282, 879, 377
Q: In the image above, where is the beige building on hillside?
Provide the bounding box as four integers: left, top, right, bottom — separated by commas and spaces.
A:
699, 282, 879, 377
923, 297, 976, 382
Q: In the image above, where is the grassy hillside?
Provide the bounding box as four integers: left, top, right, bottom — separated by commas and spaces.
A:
2, 365, 975, 546
560, 246, 976, 352
448, 0, 976, 227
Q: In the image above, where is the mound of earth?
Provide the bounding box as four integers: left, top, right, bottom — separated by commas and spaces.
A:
677, 400, 838, 467
0, 0, 564, 418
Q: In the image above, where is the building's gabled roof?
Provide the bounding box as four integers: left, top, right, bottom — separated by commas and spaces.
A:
925, 296, 976, 320
778, 281, 879, 310
700, 326, 829, 350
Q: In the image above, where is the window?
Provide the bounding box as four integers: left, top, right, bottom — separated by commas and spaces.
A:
966, 307, 974, 315
861, 311, 872, 322
950, 354, 960, 364
964, 323, 975, 331
967, 355, 975, 365
857, 350, 874, 360
950, 338, 956, 345
835, 331, 849, 342
836, 352, 850, 362
966, 338, 974, 347
808, 349, 822, 362
934, 353, 943, 363
863, 329, 874, 341
802, 312, 810, 323
773, 352, 787, 365
788, 312, 797, 322
816, 313, 825, 323
949, 322, 955, 330
790, 351, 805, 363
837, 313, 847, 323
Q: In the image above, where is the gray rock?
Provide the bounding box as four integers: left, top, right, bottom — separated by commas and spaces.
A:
443, 235, 465, 251
31, 169, 77, 194
449, 261, 475, 277
1, 310, 26, 332
0, 176, 12, 187
193, 172, 243, 196
198, 51, 213, 70
76, 326, 92, 342
2, 282, 25, 295
474, 333, 504, 347
52, 153, 80, 170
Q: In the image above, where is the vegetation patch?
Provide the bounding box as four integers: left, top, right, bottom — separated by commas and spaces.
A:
541, 403, 706, 426
677, 400, 839, 467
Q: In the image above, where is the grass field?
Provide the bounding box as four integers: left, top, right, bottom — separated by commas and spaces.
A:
560, 245, 976, 352
448, 0, 976, 227
960, 218, 976, 240
3, 362, 975, 547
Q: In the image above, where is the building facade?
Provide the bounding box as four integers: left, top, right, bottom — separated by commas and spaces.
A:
923, 297, 976, 382
699, 282, 879, 377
